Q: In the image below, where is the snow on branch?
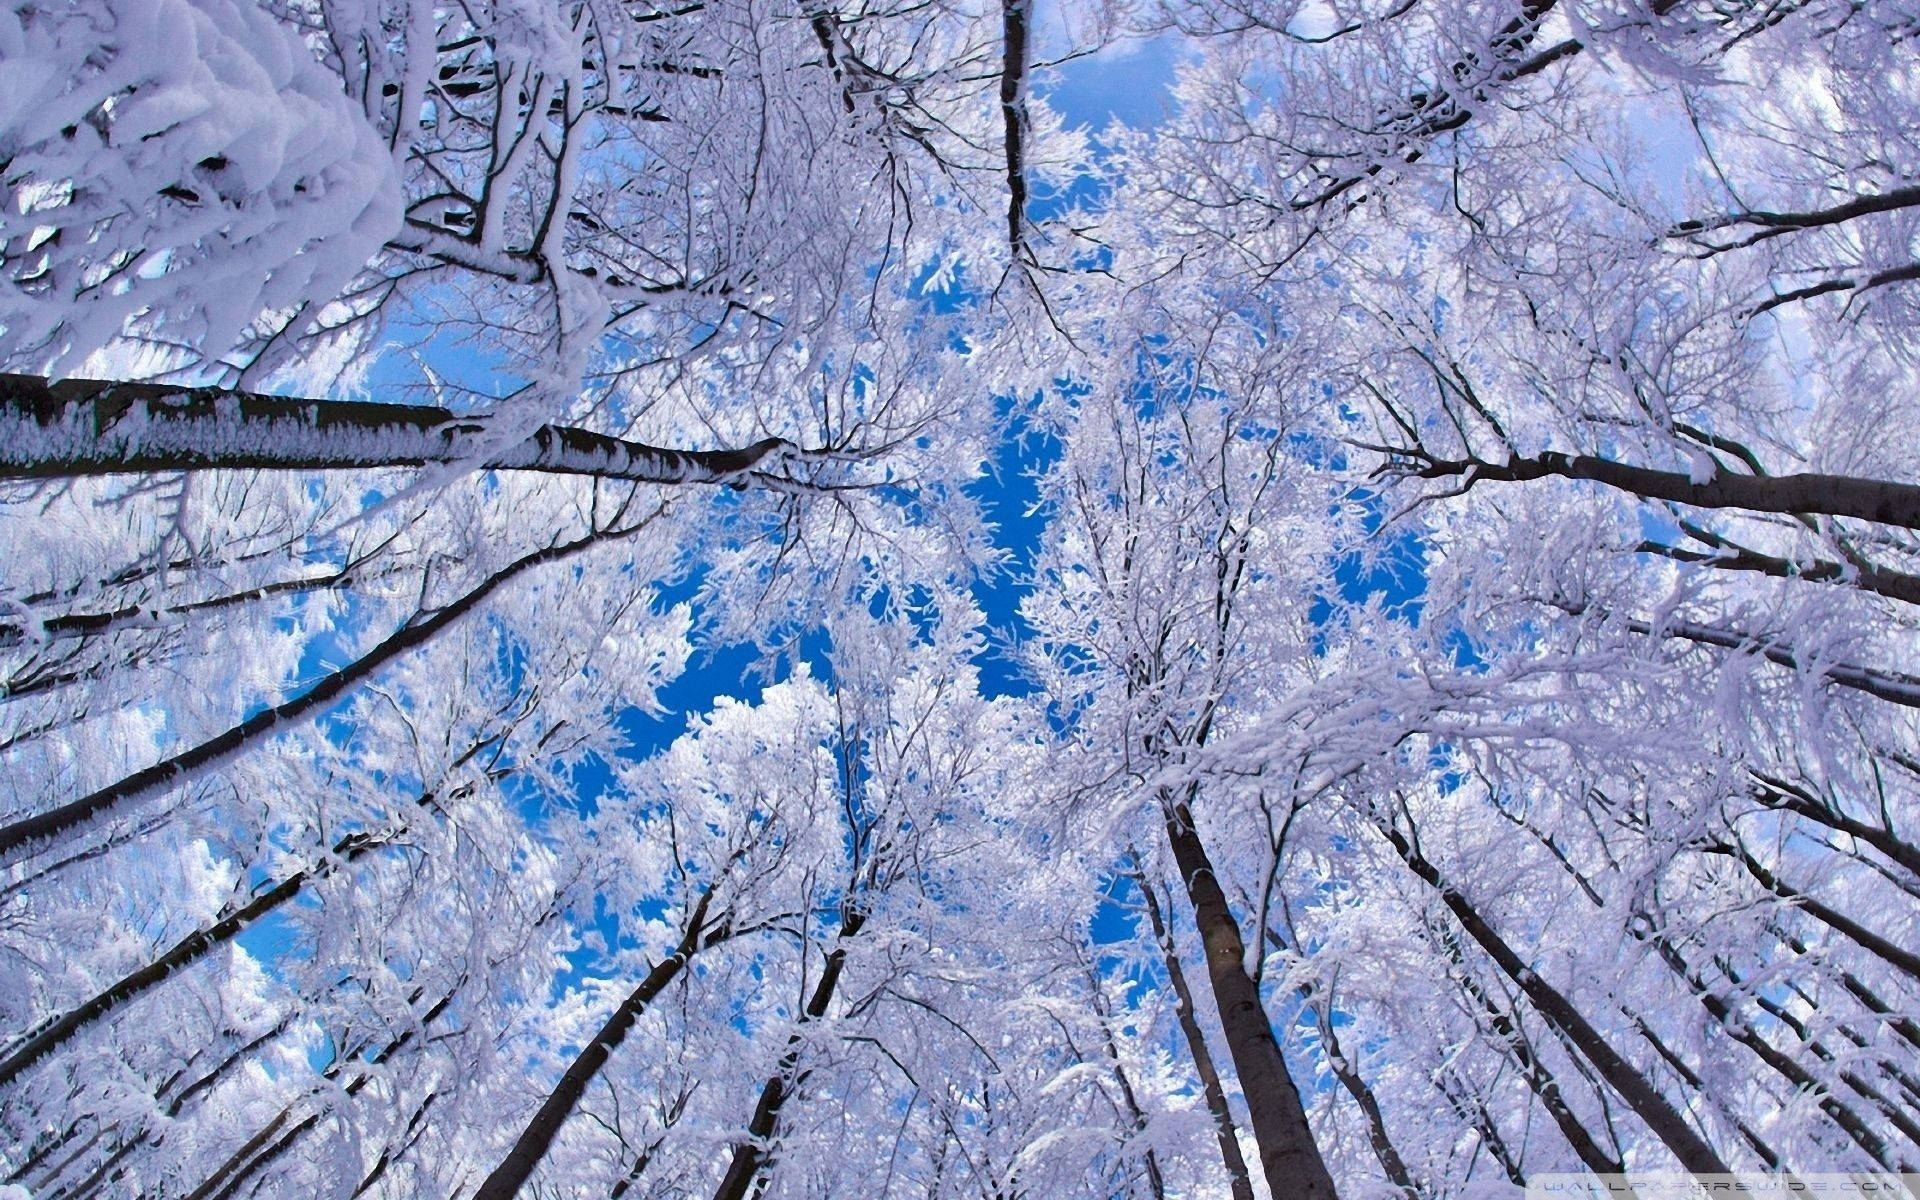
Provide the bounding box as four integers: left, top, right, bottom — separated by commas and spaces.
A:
1373, 442, 1920, 531
0, 0, 402, 372
0, 375, 816, 487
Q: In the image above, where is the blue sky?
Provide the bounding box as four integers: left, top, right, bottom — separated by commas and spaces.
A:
1043, 32, 1184, 132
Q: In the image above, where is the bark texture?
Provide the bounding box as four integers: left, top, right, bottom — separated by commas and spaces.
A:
0, 374, 796, 484
1162, 796, 1338, 1200
1409, 449, 1920, 530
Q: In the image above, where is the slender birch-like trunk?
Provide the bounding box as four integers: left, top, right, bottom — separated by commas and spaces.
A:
473, 890, 717, 1200
710, 908, 867, 1200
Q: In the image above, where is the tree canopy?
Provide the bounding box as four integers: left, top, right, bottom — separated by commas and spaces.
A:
3, 0, 1919, 1196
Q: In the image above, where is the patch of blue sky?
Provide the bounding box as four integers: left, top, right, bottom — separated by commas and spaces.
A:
1091, 868, 1143, 951
356, 287, 529, 413
233, 905, 302, 987
968, 394, 1061, 699
1040, 30, 1185, 137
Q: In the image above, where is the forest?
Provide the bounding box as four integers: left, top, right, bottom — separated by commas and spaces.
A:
1, 0, 1918, 1196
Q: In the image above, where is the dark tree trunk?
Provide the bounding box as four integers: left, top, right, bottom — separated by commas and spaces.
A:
1310, 1001, 1420, 1197
1623, 1006, 1784, 1169
0, 831, 388, 1090
1774, 929, 1920, 1057
4, 1118, 87, 1189
0, 374, 797, 484
1434, 925, 1626, 1176
1733, 979, 1920, 1153
1080, 951, 1169, 1200
1299, 0, 1577, 210
1548, 600, 1920, 710
1161, 795, 1339, 1200
1380, 822, 1733, 1173
1748, 775, 1920, 881
60, 1018, 294, 1200
1437, 1071, 1528, 1187
1134, 868, 1257, 1200
997, 0, 1029, 260
609, 1085, 696, 1199
1711, 840, 1920, 985
1409, 448, 1920, 530
711, 908, 867, 1200
474, 890, 716, 1200
1645, 930, 1896, 1167
350, 1089, 437, 1197
1259, 923, 1420, 1195
0, 512, 649, 862
184, 988, 456, 1200
0, 556, 394, 651
1636, 539, 1920, 607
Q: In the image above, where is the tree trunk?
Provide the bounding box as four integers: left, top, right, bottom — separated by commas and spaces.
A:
1433, 924, 1627, 1176
0, 831, 388, 1090
0, 555, 402, 651
1711, 840, 1920, 984
0, 512, 649, 863
0, 374, 799, 484
1309, 1000, 1420, 1197
1725, 966, 1920, 1153
1635, 539, 1920, 608
1134, 867, 1257, 1200
1550, 601, 1920, 709
1748, 775, 1920, 882
59, 1018, 294, 1200
1773, 927, 1920, 1057
997, 0, 1030, 260
711, 907, 866, 1200
184, 987, 456, 1200
1079, 950, 1169, 1200
1380, 821, 1733, 1173
1259, 923, 1420, 1195
1644, 929, 1895, 1167
474, 890, 716, 1200
1411, 448, 1920, 530
1623, 1005, 1784, 1169
1299, 0, 1576, 210
350, 1089, 437, 1197
1437, 1071, 1527, 1187
1161, 794, 1338, 1200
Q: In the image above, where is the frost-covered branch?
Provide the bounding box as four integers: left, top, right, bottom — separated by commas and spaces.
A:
1376, 443, 1920, 531
1291, 0, 1581, 211
1553, 598, 1920, 710
0, 376, 812, 486
1634, 538, 1920, 607
1668, 184, 1920, 246
0, 505, 662, 863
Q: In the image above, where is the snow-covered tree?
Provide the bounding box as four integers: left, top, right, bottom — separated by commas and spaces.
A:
6, 0, 1920, 1195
